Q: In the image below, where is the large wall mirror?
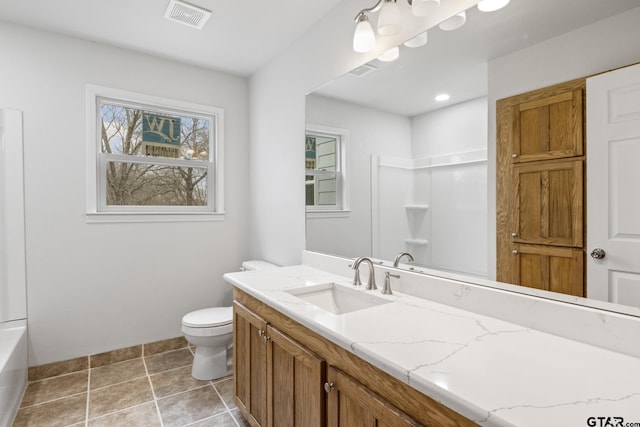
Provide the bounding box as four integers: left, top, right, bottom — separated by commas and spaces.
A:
305, 0, 640, 314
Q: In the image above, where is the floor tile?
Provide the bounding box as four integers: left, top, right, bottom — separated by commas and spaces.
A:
20, 371, 88, 407
13, 394, 87, 427
144, 348, 193, 374
88, 376, 154, 419
213, 377, 236, 410
231, 408, 251, 427
190, 412, 239, 427
90, 357, 146, 390
88, 402, 162, 426
157, 385, 227, 427
149, 365, 209, 399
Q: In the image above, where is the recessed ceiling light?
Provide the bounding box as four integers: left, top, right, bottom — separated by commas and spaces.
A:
435, 93, 450, 102
378, 47, 400, 62
477, 0, 510, 12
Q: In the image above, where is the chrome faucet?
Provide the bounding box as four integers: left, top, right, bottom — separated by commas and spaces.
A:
352, 257, 377, 290
393, 251, 414, 267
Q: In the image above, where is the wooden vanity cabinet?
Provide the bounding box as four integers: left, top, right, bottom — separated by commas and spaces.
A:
233, 301, 325, 427
233, 288, 477, 427
326, 366, 421, 427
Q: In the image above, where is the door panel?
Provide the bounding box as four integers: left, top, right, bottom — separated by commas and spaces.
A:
513, 160, 583, 247
514, 89, 583, 162
512, 244, 584, 296
587, 63, 640, 307
326, 367, 421, 427
267, 326, 324, 427
234, 302, 268, 427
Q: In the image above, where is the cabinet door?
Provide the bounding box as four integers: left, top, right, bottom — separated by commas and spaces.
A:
234, 302, 268, 427
512, 88, 583, 162
512, 244, 584, 297
326, 366, 422, 427
512, 159, 583, 247
266, 326, 325, 427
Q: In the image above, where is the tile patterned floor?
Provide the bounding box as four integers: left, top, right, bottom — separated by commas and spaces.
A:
14, 347, 250, 427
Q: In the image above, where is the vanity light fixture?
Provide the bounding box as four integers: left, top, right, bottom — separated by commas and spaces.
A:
403, 31, 428, 48
438, 10, 466, 31
435, 93, 450, 101
411, 0, 440, 17
377, 0, 402, 36
378, 46, 400, 62
477, 0, 510, 12
352, 0, 441, 54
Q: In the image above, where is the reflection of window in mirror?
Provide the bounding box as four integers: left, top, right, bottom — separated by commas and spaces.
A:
305, 125, 348, 216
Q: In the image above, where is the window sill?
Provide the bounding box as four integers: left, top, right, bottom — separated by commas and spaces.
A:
85, 211, 225, 224
305, 210, 351, 219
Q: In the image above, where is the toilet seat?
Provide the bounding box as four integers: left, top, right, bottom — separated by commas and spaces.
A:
182, 307, 233, 337
182, 307, 232, 328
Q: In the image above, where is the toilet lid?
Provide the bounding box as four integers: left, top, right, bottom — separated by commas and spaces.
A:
182, 307, 233, 328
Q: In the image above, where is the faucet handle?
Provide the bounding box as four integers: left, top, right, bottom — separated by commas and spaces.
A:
382, 272, 400, 295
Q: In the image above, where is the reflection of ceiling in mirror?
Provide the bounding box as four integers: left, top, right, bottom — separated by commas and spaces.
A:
315, 0, 640, 117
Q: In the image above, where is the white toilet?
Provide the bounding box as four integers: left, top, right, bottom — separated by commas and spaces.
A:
182, 260, 278, 380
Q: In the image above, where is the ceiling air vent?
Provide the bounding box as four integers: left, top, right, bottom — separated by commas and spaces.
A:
349, 63, 377, 77
164, 0, 212, 30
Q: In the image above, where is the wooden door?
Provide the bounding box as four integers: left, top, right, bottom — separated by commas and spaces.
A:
234, 302, 268, 427
266, 326, 325, 427
586, 63, 640, 307
497, 78, 586, 297
512, 159, 583, 247
326, 366, 422, 427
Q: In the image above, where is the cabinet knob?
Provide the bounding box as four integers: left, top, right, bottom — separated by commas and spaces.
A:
512, 250, 518, 255
323, 382, 334, 393
512, 153, 518, 158
258, 329, 264, 337
263, 335, 270, 343
511, 232, 517, 238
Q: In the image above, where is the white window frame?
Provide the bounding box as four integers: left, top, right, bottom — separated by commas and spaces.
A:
305, 124, 350, 218
85, 85, 224, 223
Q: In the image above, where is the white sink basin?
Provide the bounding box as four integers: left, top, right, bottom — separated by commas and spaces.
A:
285, 283, 391, 315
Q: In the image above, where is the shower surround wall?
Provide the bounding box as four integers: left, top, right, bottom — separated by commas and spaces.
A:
0, 108, 28, 426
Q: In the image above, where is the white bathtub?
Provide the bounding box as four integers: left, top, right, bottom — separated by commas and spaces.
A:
0, 320, 27, 426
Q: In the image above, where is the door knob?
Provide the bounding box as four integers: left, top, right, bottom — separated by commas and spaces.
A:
590, 248, 606, 259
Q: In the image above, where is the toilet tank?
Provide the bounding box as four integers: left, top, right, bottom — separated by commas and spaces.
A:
241, 260, 278, 271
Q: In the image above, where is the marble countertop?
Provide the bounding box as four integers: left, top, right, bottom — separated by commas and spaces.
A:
224, 265, 640, 427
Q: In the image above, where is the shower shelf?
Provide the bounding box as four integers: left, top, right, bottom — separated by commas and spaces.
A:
405, 239, 429, 246
404, 204, 429, 211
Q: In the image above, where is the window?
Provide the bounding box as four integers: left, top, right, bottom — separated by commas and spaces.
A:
305, 125, 348, 216
86, 86, 224, 222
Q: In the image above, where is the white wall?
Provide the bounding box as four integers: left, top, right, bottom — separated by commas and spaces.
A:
0, 22, 250, 365
305, 95, 411, 259
487, 7, 640, 279
249, 0, 480, 267
411, 98, 488, 276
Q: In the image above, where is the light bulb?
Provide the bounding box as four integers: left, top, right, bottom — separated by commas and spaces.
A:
353, 14, 376, 53
477, 0, 510, 12
377, 0, 401, 36
438, 10, 466, 31
378, 46, 400, 62
411, 0, 440, 17
404, 31, 428, 48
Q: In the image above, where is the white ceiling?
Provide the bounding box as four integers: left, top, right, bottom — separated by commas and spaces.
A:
0, 0, 344, 76
314, 0, 640, 117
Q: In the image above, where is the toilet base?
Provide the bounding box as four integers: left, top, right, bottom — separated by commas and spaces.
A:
191, 345, 232, 381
